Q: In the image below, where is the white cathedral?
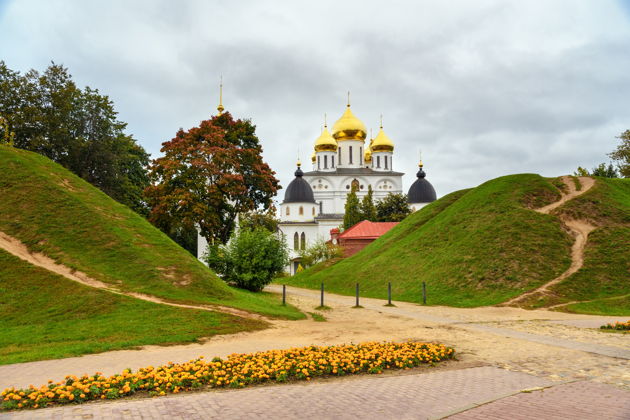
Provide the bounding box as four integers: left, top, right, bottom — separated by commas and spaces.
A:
278, 102, 437, 274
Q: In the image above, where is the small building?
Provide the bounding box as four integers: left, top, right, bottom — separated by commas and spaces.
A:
330, 220, 399, 257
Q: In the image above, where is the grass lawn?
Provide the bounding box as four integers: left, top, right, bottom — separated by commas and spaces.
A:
286, 174, 572, 307
0, 250, 267, 365
0, 146, 303, 320
561, 295, 630, 316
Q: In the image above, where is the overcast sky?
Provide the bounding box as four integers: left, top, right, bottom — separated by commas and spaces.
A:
2, 0, 629, 199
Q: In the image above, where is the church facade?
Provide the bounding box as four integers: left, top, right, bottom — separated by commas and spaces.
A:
196, 98, 437, 272
278, 102, 436, 274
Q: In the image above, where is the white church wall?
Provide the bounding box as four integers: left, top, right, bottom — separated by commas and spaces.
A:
197, 230, 209, 263
336, 140, 365, 169
371, 152, 394, 172
280, 202, 318, 223
279, 223, 322, 274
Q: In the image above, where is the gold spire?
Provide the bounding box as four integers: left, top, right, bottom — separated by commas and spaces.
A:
347, 91, 350, 107
419, 150, 423, 168
217, 76, 224, 115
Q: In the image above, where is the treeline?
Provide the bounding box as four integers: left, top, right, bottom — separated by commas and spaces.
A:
343, 185, 411, 229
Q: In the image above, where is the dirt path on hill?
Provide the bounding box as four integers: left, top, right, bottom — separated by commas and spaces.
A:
0, 231, 266, 321
503, 176, 595, 306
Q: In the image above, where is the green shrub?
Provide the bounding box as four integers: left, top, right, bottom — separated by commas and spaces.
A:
206, 228, 288, 292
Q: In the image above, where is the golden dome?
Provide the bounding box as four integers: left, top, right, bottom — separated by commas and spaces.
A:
314, 126, 337, 152
371, 127, 394, 152
332, 106, 367, 141
364, 138, 373, 162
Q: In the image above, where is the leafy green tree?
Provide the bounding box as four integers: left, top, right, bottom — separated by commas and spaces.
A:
609, 130, 630, 178
205, 228, 288, 292
360, 185, 377, 221
145, 112, 280, 245
591, 163, 618, 178
0, 61, 150, 214
343, 185, 362, 229
573, 166, 590, 177
298, 239, 343, 267
376, 193, 411, 222
238, 208, 279, 233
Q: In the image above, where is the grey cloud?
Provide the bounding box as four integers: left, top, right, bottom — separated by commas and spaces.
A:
1, 0, 629, 200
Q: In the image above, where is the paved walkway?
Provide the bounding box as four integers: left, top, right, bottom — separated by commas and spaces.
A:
0, 366, 555, 420
450, 380, 630, 420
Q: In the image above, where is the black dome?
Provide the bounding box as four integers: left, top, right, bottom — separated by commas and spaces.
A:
407, 167, 437, 203
283, 166, 316, 203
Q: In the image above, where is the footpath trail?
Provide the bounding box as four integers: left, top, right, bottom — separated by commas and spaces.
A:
1, 286, 629, 419
503, 176, 595, 306
0, 231, 266, 321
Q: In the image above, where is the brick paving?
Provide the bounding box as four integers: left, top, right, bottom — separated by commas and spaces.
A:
0, 366, 552, 420
449, 380, 630, 420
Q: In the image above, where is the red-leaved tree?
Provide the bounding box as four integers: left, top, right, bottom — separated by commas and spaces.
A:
145, 112, 279, 245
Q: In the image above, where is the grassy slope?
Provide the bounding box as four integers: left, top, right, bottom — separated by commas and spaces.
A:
547, 177, 630, 315
0, 249, 265, 365
0, 146, 303, 320
287, 174, 573, 307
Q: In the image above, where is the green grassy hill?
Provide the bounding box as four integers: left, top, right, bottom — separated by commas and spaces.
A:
287, 174, 574, 307
0, 146, 303, 322
287, 173, 629, 315
0, 249, 265, 364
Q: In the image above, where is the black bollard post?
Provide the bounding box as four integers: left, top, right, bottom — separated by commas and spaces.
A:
388, 282, 392, 305
355, 283, 359, 307
282, 284, 286, 306
422, 281, 427, 305
320, 282, 324, 307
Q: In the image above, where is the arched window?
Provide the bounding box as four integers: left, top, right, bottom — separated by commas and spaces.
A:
332, 155, 335, 168
317, 156, 320, 170
351, 179, 359, 192
299, 206, 304, 215
360, 147, 363, 165
349, 146, 353, 164
300, 232, 306, 250
324, 155, 328, 169
384, 155, 388, 169
286, 206, 290, 216
293, 232, 299, 251
377, 156, 381, 168
312, 207, 315, 216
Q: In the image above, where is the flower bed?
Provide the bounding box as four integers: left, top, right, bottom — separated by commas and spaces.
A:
1, 341, 455, 411
600, 320, 630, 331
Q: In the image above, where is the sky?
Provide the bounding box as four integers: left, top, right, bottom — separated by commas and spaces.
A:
1, 0, 629, 200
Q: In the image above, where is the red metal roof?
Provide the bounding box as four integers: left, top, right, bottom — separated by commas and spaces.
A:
339, 220, 399, 239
